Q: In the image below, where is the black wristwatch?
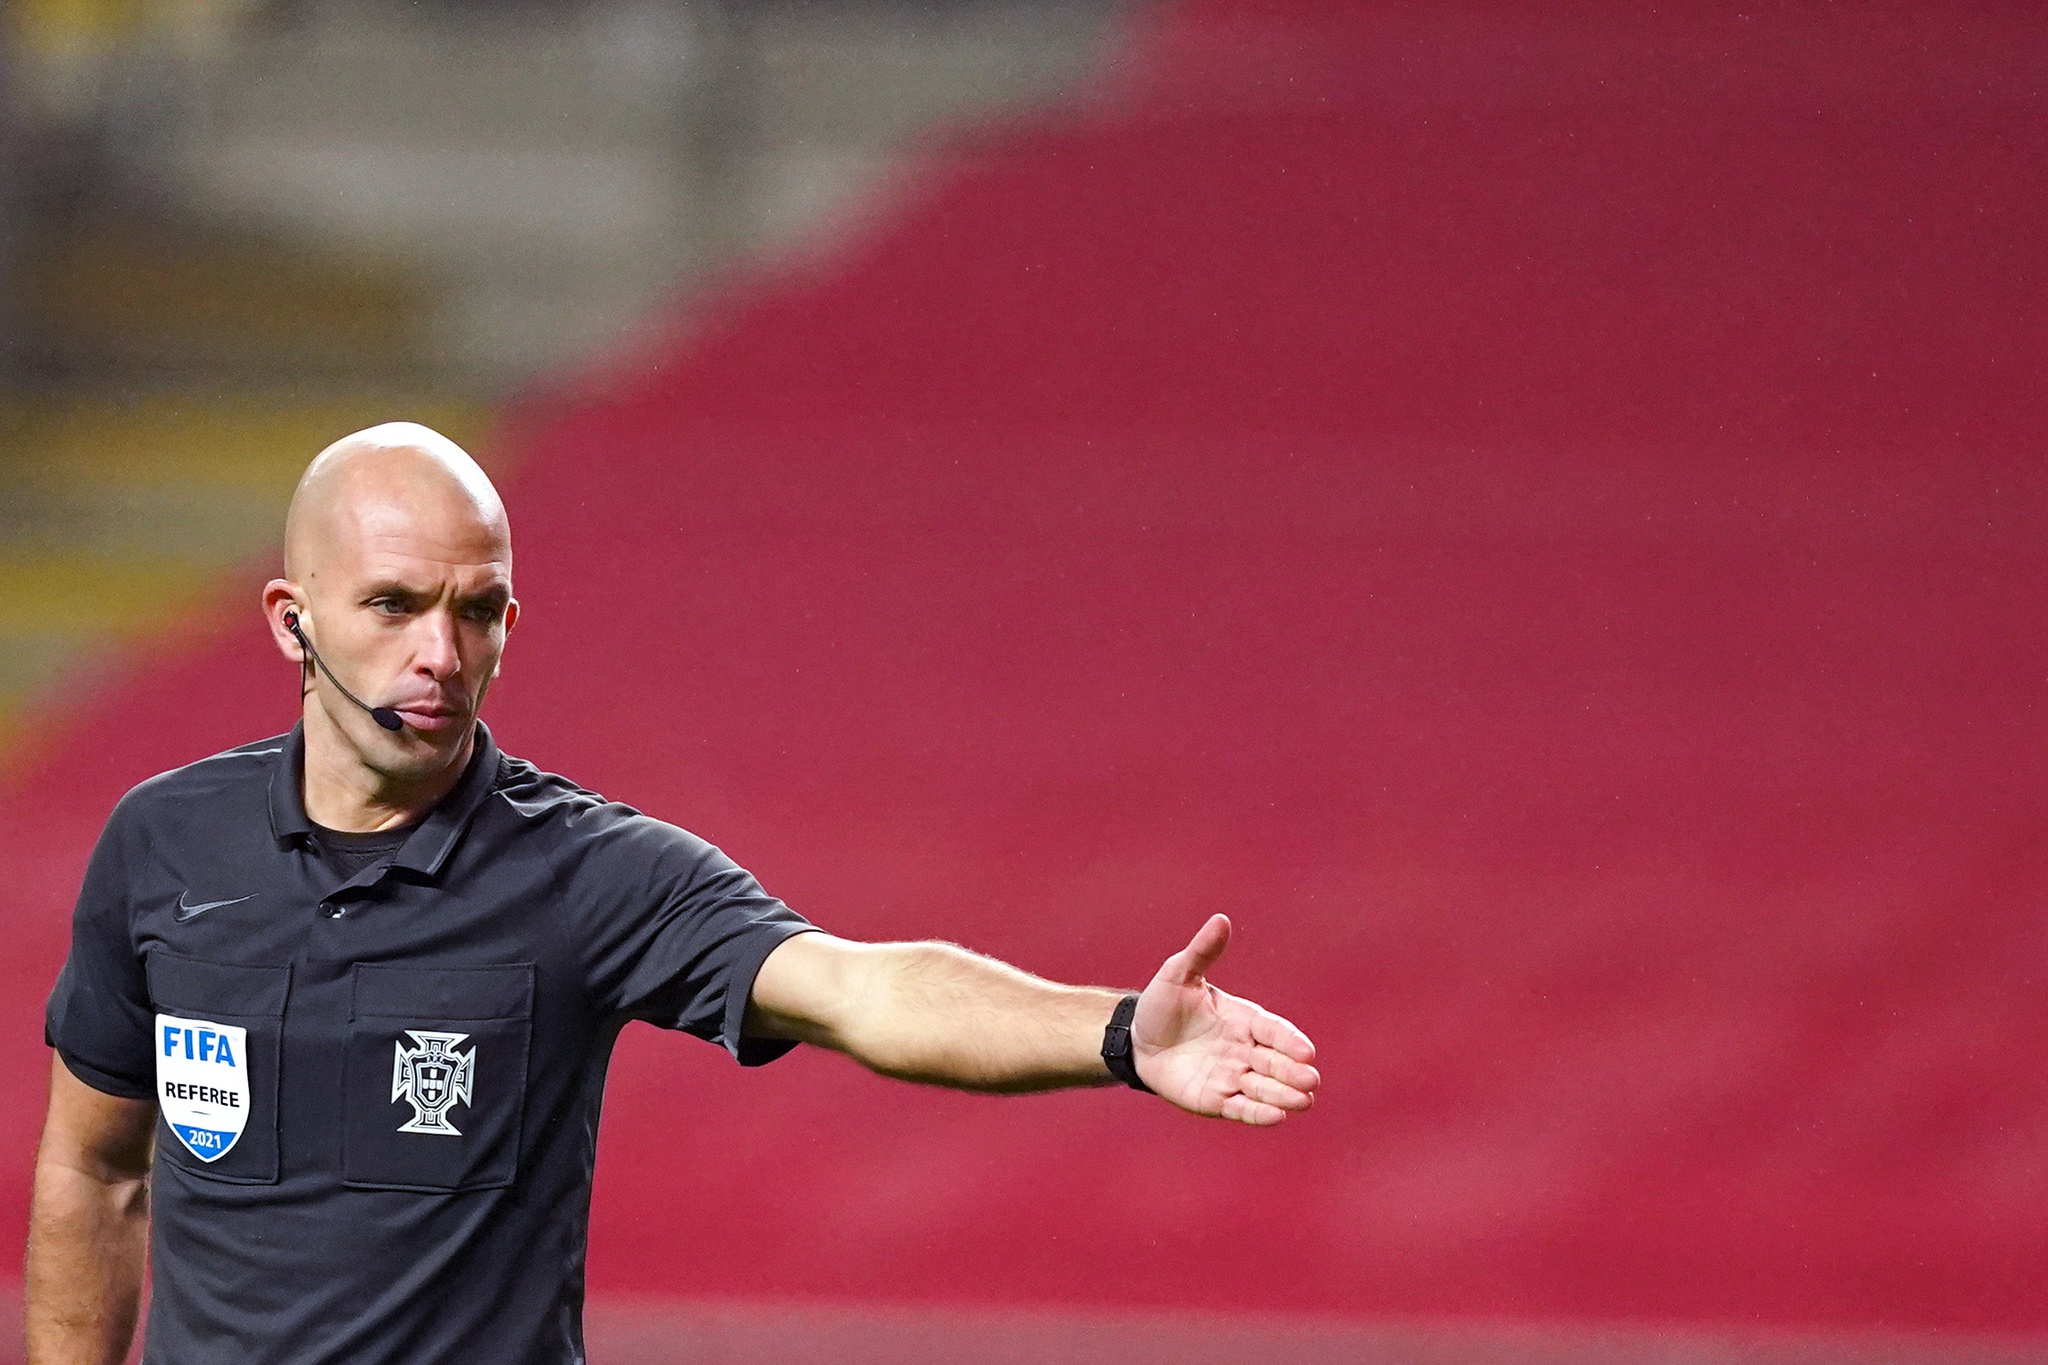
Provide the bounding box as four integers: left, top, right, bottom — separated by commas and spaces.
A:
1100, 993, 1153, 1093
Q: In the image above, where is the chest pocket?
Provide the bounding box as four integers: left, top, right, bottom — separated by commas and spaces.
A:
342, 963, 533, 1192
146, 952, 291, 1185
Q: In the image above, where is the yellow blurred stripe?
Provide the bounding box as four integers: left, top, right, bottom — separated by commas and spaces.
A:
2, 396, 489, 491
0, 554, 225, 634
8, 0, 152, 55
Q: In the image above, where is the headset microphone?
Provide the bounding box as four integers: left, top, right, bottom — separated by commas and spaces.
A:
283, 611, 405, 732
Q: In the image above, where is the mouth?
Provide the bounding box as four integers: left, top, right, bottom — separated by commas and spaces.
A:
389, 701, 464, 733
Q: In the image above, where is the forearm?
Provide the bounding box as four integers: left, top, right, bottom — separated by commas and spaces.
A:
808, 941, 1125, 1092
25, 1157, 149, 1365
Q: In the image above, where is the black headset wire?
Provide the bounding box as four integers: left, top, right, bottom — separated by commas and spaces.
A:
283, 611, 405, 732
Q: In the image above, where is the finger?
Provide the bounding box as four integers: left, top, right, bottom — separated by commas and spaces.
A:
1249, 1047, 1321, 1094
1249, 1010, 1316, 1064
1218, 1093, 1290, 1127
1237, 1070, 1314, 1112
1161, 913, 1232, 986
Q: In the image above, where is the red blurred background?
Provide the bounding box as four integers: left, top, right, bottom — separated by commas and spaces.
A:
3, 2, 2044, 1358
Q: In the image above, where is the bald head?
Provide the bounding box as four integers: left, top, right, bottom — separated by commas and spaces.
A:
266, 422, 518, 803
284, 422, 508, 582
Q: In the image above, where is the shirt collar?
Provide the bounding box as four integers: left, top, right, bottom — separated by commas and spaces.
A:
266, 726, 315, 846
268, 721, 502, 881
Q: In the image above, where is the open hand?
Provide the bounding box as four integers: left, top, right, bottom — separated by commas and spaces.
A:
1133, 914, 1320, 1125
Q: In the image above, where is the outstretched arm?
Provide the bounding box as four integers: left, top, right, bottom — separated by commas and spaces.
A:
26, 1055, 155, 1365
745, 914, 1319, 1124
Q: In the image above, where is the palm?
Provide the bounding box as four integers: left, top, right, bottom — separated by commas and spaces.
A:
1132, 915, 1319, 1126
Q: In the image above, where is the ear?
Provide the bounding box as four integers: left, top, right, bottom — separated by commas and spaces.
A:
261, 580, 308, 662
492, 599, 520, 680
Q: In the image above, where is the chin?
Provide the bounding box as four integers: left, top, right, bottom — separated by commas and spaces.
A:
363, 719, 472, 773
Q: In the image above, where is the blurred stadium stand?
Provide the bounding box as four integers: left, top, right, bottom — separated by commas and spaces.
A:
0, 0, 1113, 766
5, 2, 2048, 1363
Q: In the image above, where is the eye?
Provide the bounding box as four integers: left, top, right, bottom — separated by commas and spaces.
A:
370, 597, 410, 616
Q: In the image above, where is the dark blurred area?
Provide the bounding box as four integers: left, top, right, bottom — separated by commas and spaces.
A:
1, 0, 1113, 389
0, 0, 1116, 760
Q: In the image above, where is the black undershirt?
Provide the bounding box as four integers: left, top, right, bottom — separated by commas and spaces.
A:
309, 823, 414, 879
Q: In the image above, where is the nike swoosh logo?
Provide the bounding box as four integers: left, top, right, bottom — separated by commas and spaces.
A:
175, 892, 255, 922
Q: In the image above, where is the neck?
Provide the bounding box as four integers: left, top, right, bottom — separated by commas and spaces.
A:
300, 704, 475, 832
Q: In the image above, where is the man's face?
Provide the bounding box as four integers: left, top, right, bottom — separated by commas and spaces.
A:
295, 483, 517, 782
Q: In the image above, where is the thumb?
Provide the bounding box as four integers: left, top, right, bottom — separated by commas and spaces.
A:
1160, 913, 1231, 986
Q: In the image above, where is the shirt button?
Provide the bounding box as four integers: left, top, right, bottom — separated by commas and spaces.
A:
321, 903, 345, 918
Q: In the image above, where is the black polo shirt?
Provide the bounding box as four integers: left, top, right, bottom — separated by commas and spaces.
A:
44, 723, 817, 1365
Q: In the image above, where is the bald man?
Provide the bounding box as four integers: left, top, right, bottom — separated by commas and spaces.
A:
28, 424, 1320, 1365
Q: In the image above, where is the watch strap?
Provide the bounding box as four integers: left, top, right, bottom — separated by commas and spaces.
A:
1101, 993, 1153, 1093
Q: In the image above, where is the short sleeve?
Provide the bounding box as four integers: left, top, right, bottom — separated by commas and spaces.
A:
579, 812, 818, 1066
45, 801, 154, 1099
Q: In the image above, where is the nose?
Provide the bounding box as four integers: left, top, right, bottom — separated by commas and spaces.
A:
412, 610, 463, 683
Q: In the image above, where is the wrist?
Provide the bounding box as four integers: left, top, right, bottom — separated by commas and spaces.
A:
1099, 993, 1153, 1093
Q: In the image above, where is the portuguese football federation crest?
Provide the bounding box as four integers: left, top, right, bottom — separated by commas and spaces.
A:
392, 1030, 475, 1136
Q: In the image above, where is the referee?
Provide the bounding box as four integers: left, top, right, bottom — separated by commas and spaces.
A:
26, 424, 1321, 1365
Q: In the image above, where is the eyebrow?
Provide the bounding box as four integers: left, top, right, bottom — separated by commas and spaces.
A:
460, 585, 513, 609
360, 581, 512, 608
